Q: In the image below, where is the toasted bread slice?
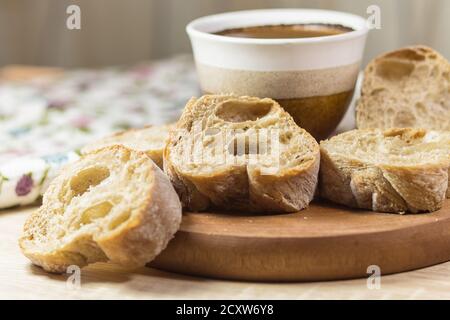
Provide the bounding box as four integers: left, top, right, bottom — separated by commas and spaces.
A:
82, 125, 173, 168
356, 46, 450, 130
320, 128, 450, 213
19, 146, 182, 273
164, 94, 320, 213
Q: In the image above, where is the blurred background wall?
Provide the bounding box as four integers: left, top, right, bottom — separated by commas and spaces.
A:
1, 0, 449, 68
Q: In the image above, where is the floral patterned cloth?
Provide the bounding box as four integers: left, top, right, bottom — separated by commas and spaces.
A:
0, 55, 199, 209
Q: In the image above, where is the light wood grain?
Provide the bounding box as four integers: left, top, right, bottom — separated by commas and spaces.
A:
3, 204, 450, 299
152, 200, 450, 281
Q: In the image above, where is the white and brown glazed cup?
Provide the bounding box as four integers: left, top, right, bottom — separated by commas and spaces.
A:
187, 9, 368, 140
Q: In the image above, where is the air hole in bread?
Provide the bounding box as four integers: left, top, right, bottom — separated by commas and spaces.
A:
70, 167, 110, 197
79, 201, 113, 227
370, 88, 386, 96
376, 60, 414, 80
383, 128, 426, 139
215, 99, 273, 122
385, 108, 395, 119
56, 229, 66, 239
415, 102, 427, 115
109, 211, 131, 230
385, 49, 426, 61
279, 131, 293, 144
383, 129, 405, 137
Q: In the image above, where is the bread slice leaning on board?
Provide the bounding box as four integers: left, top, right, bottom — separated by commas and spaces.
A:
19, 146, 182, 273
356, 46, 450, 130
320, 128, 450, 214
81, 124, 173, 169
164, 94, 320, 213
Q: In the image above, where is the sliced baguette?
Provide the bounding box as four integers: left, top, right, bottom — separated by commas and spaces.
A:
164, 94, 320, 213
81, 124, 173, 168
19, 145, 182, 273
356, 46, 450, 130
320, 128, 450, 213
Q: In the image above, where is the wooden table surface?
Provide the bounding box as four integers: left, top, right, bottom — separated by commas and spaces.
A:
2, 205, 450, 300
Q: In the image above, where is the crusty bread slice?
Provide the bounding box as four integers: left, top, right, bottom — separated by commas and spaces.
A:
164, 94, 320, 213
356, 46, 450, 130
81, 125, 173, 169
320, 128, 450, 213
19, 145, 182, 273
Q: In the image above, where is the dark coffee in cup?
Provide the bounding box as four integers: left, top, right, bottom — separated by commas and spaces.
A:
215, 23, 352, 39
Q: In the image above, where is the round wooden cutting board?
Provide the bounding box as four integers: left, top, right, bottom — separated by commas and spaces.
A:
151, 200, 450, 282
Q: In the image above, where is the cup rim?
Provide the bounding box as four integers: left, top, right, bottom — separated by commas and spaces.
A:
186, 8, 369, 45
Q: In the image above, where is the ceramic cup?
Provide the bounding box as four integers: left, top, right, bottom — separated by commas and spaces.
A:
186, 9, 368, 140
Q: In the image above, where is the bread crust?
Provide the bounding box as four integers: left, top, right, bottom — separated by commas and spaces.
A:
320, 128, 450, 213
356, 46, 450, 130
164, 95, 320, 213
19, 145, 182, 273
81, 124, 173, 168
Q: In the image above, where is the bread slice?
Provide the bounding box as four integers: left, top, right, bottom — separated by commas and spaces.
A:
320, 128, 450, 213
164, 94, 320, 213
19, 145, 182, 273
356, 46, 450, 130
81, 125, 173, 168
